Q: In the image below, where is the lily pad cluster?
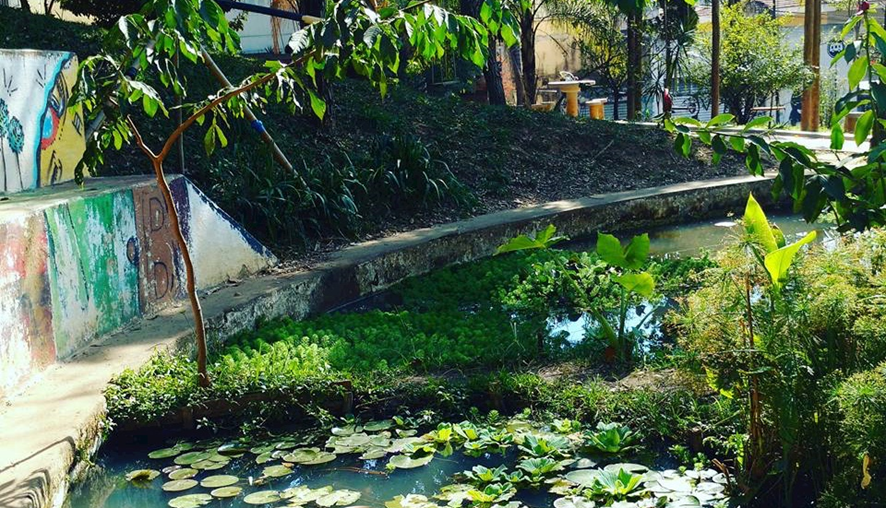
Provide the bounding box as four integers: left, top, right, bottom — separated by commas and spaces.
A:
384, 417, 729, 508
121, 417, 729, 508
130, 433, 367, 507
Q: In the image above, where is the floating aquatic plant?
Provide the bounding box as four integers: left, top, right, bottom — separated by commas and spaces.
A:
582, 423, 639, 454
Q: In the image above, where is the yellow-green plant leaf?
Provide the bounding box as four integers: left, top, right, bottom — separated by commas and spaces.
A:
596, 233, 626, 267
743, 193, 778, 253
764, 231, 816, 287
623, 234, 650, 269
855, 110, 875, 146
612, 272, 654, 297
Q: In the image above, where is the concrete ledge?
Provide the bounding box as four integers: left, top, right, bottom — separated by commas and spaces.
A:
0, 173, 777, 508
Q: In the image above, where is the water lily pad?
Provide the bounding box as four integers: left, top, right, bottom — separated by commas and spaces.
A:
263, 465, 293, 478
276, 441, 298, 450
218, 442, 249, 455
210, 486, 243, 498
255, 452, 274, 464
370, 435, 392, 447
205, 452, 231, 462
334, 433, 371, 448
396, 429, 418, 437
664, 495, 701, 507
282, 486, 332, 504
174, 451, 211, 465
162, 479, 198, 492
162, 466, 182, 474
172, 442, 196, 452
200, 475, 239, 488
283, 447, 322, 463
387, 438, 425, 454
244, 490, 282, 505
385, 494, 439, 508
169, 468, 198, 480
331, 425, 357, 436
125, 469, 160, 482
148, 448, 180, 460
434, 484, 473, 507
364, 420, 393, 432
573, 458, 597, 469
303, 452, 337, 465
564, 469, 603, 487
191, 460, 227, 470
251, 444, 277, 455
360, 448, 388, 460
387, 454, 434, 470
694, 482, 726, 495
602, 463, 649, 474
657, 477, 693, 493
316, 489, 361, 507
553, 496, 595, 508
168, 493, 212, 508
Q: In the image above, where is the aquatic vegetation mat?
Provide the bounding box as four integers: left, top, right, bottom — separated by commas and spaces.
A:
68, 417, 730, 508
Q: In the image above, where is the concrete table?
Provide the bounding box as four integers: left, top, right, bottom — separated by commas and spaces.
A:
548, 79, 595, 117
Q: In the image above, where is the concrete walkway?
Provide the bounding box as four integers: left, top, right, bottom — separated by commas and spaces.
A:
0, 173, 778, 508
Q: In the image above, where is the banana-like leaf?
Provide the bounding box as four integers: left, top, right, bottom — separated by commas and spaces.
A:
764, 231, 816, 287
744, 193, 778, 253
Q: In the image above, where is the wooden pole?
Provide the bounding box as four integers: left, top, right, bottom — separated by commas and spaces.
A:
711, 0, 720, 117
201, 50, 295, 172
811, 0, 822, 128
801, 0, 820, 131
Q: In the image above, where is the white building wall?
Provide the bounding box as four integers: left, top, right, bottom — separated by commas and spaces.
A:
232, 0, 302, 55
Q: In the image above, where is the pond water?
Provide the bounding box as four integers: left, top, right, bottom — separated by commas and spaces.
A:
66, 212, 829, 508
66, 435, 496, 508
564, 212, 837, 258
65, 421, 729, 508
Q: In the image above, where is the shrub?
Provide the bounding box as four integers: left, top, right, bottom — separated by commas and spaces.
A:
826, 364, 886, 505
60, 0, 143, 27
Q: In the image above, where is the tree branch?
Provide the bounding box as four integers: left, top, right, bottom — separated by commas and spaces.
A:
126, 116, 158, 160
158, 54, 310, 161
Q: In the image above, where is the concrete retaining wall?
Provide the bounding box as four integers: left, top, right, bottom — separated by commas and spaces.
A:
0, 50, 86, 194
0, 175, 276, 400
202, 174, 779, 343
0, 173, 778, 508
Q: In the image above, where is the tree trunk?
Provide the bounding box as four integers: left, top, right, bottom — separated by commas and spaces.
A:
612, 90, 620, 121
711, 0, 720, 117
461, 0, 506, 105
520, 12, 537, 105
509, 45, 528, 106
19, 0, 32, 12
485, 40, 507, 105
626, 10, 642, 120
152, 158, 210, 387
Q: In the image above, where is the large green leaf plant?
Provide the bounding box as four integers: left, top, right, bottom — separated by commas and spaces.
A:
496, 226, 655, 362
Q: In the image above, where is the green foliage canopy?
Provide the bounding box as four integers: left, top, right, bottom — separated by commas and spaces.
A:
686, 2, 811, 124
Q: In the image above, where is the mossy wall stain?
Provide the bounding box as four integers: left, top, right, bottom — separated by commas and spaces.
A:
44, 191, 140, 358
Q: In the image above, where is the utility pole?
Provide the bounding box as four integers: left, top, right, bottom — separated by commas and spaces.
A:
711, 0, 720, 117
801, 0, 821, 130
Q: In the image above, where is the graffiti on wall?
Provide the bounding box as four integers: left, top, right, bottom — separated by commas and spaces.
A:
0, 215, 53, 394
45, 191, 141, 358
0, 177, 276, 399
0, 50, 86, 194
133, 183, 185, 313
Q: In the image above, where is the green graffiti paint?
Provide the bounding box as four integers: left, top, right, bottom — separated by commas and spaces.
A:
44, 191, 139, 358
